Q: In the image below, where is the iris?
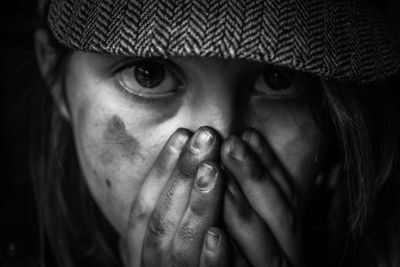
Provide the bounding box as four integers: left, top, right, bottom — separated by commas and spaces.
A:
134, 62, 166, 88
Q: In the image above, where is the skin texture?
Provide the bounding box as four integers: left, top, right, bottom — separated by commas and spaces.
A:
101, 115, 142, 167
52, 51, 330, 266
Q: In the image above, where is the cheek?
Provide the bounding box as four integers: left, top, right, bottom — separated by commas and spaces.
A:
72, 103, 173, 234
100, 115, 142, 166
64, 52, 185, 235
250, 99, 329, 196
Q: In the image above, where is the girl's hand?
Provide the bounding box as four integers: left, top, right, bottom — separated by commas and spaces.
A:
221, 129, 302, 267
126, 127, 232, 267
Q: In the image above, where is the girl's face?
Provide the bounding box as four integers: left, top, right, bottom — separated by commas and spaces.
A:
62, 51, 329, 234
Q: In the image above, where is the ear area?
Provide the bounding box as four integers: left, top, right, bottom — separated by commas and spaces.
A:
35, 29, 71, 121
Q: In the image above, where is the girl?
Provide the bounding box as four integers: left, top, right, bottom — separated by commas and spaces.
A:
28, 0, 400, 266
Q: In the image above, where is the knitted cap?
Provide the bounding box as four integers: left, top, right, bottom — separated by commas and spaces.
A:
47, 0, 400, 83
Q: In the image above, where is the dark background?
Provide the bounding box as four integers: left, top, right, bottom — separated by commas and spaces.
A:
0, 0, 399, 265
1, 1, 46, 265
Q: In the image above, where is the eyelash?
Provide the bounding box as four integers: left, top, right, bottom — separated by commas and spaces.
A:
112, 59, 184, 104
251, 66, 303, 100
113, 78, 157, 104
111, 59, 303, 104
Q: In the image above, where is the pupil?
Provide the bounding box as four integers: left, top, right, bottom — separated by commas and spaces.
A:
263, 67, 293, 91
135, 62, 165, 88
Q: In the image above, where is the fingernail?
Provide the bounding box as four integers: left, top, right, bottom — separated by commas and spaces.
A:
241, 129, 255, 143
226, 180, 241, 204
229, 137, 245, 161
205, 229, 220, 251
171, 129, 190, 150
227, 179, 239, 195
195, 163, 217, 192
192, 129, 215, 152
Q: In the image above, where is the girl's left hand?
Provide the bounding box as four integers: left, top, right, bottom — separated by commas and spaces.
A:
221, 129, 303, 267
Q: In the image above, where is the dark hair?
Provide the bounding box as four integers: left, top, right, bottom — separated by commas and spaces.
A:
23, 8, 121, 267
321, 80, 400, 266
25, 4, 400, 267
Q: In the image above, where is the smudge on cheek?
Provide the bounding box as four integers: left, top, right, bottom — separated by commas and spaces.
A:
101, 115, 142, 166
105, 179, 112, 188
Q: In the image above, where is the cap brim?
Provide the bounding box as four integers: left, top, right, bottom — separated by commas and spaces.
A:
48, 0, 400, 83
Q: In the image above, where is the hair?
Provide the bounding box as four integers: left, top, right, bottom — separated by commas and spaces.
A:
29, 40, 121, 267
18, 3, 400, 267
17, 4, 121, 267
320, 79, 400, 266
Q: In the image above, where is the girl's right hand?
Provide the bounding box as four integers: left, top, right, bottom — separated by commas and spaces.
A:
125, 127, 232, 267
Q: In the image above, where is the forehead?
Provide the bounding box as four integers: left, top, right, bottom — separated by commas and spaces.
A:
68, 52, 264, 77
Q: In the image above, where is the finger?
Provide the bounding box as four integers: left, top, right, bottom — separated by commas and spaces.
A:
241, 129, 297, 208
221, 136, 300, 265
127, 128, 191, 266
230, 241, 251, 267
199, 228, 232, 267
141, 127, 221, 265
169, 162, 224, 266
224, 176, 290, 267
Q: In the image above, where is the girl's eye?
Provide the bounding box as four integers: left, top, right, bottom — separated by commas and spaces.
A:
253, 66, 301, 99
117, 60, 183, 99
135, 61, 165, 88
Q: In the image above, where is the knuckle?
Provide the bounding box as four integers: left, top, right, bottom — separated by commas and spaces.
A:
167, 251, 190, 267
144, 213, 173, 249
152, 162, 168, 180
189, 200, 207, 217
153, 158, 169, 176
129, 198, 149, 228
177, 221, 200, 242
143, 231, 162, 249
163, 183, 177, 207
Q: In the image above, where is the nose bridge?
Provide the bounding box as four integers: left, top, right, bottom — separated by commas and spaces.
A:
191, 90, 244, 138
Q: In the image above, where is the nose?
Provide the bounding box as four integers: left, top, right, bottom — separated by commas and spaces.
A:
187, 89, 246, 138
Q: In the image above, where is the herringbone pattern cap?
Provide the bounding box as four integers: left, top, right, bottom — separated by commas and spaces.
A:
47, 0, 400, 83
